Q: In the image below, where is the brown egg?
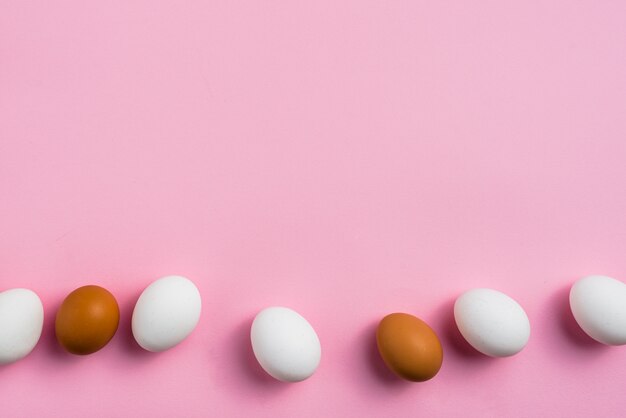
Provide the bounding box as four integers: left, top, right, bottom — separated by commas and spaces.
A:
55, 285, 120, 355
376, 312, 443, 382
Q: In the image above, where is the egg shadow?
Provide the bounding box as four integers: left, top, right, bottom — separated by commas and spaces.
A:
114, 290, 155, 359
432, 297, 494, 363
231, 317, 291, 392
359, 320, 412, 387
40, 296, 82, 365
0, 297, 72, 371
550, 285, 607, 350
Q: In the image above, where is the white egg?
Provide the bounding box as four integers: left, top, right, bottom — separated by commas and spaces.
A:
569, 275, 626, 345
250, 306, 321, 382
132, 275, 202, 352
0, 288, 44, 364
454, 288, 530, 357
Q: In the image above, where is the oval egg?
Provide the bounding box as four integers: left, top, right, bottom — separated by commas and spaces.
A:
0, 288, 44, 364
250, 306, 321, 382
132, 275, 202, 352
376, 313, 443, 382
454, 288, 530, 357
570, 275, 626, 345
55, 285, 120, 355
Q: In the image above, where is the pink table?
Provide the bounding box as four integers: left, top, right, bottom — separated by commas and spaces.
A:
1, 1, 625, 416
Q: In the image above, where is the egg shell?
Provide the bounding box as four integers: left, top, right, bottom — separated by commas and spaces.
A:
569, 275, 626, 345
376, 313, 443, 382
55, 285, 120, 355
454, 288, 530, 357
250, 306, 321, 382
0, 288, 44, 364
132, 275, 202, 352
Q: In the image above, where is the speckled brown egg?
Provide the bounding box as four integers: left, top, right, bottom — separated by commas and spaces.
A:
55, 285, 120, 355
376, 312, 443, 382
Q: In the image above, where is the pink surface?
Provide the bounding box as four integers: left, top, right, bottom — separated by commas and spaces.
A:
1, 1, 626, 417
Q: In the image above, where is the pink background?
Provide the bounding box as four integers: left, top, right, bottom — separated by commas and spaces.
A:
1, 1, 626, 417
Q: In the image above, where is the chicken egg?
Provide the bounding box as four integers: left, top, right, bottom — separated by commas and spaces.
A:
0, 288, 44, 364
376, 312, 443, 382
55, 285, 120, 355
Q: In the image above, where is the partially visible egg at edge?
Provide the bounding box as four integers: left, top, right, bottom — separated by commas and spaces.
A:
0, 288, 44, 364
570, 275, 626, 346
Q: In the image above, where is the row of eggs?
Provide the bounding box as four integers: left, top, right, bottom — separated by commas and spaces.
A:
1, 274, 625, 382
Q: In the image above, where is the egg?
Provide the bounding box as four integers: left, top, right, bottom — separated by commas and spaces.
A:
250, 306, 321, 382
569, 275, 626, 345
376, 313, 443, 381
0, 288, 44, 364
55, 285, 120, 355
132, 275, 201, 352
454, 288, 530, 357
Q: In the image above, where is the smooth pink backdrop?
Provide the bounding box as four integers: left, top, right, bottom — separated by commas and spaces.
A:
1, 1, 626, 417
